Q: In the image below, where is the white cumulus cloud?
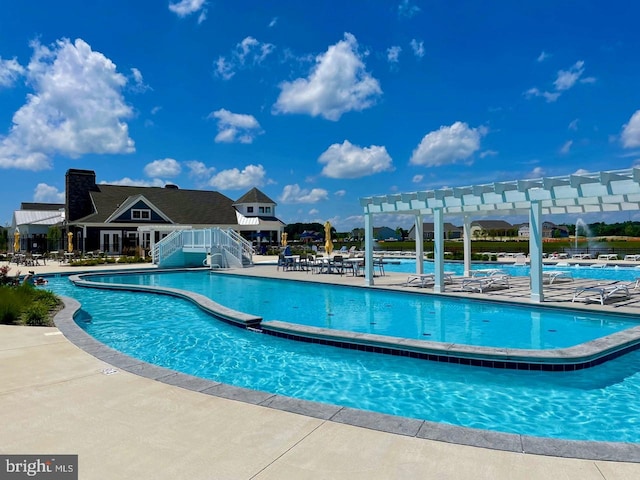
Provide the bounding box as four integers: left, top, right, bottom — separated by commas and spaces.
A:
0, 38, 135, 171
144, 158, 181, 178
410, 39, 424, 58
554, 60, 585, 91
208, 108, 262, 144
279, 184, 329, 203
387, 46, 401, 63
398, 0, 421, 18
319, 140, 394, 179
214, 37, 274, 80
0, 57, 25, 87
169, 0, 206, 17
33, 183, 65, 203
410, 122, 483, 167
273, 33, 382, 121
208, 164, 266, 189
621, 110, 640, 148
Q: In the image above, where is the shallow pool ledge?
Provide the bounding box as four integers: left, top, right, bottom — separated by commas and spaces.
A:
69, 274, 261, 329
261, 320, 640, 371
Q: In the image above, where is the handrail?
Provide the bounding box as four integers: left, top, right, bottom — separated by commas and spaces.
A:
154, 227, 253, 268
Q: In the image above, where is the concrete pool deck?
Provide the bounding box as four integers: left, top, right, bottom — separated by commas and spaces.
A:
2, 259, 640, 478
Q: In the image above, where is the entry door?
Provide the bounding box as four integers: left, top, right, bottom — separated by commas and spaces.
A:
101, 231, 121, 254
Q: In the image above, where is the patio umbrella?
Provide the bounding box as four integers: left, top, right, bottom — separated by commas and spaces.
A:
67, 231, 74, 253
324, 221, 334, 255
281, 232, 288, 247
13, 229, 20, 252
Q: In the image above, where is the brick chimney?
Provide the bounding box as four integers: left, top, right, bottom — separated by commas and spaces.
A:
65, 169, 97, 222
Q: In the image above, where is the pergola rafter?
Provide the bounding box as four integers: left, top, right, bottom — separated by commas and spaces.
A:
359, 168, 640, 302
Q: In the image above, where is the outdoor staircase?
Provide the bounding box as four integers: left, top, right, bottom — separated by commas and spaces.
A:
153, 228, 254, 269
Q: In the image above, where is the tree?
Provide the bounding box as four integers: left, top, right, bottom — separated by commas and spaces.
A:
47, 226, 62, 251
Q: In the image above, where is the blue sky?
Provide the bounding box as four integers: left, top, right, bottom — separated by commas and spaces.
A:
1, 0, 640, 231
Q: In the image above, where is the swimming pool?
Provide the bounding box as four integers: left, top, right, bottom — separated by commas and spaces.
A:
46, 273, 640, 444
83, 271, 638, 350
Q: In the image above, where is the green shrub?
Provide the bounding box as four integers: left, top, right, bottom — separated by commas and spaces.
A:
0, 286, 22, 324
0, 283, 60, 326
21, 303, 50, 326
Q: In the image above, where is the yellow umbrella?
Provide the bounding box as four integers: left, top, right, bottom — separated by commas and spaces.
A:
324, 221, 334, 256
281, 232, 288, 247
67, 231, 74, 253
13, 230, 20, 252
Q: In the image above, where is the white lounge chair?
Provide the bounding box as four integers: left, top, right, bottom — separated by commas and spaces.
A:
405, 272, 453, 288
461, 274, 510, 293
542, 271, 573, 284
572, 284, 630, 305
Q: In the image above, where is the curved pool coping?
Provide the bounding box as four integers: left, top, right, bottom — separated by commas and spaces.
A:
68, 272, 640, 371
54, 294, 640, 462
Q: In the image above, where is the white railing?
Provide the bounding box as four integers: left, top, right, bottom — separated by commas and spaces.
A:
153, 229, 183, 265
154, 228, 254, 268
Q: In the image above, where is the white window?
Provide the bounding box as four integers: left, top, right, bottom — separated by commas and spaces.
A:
265, 206, 271, 213
131, 209, 151, 220
259, 206, 265, 213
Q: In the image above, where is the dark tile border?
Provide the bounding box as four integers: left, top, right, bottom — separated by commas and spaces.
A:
53, 295, 640, 463
68, 270, 640, 370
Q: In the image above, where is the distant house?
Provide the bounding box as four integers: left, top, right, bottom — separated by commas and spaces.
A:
407, 222, 463, 240
470, 220, 513, 239
373, 226, 402, 241
10, 202, 65, 253
63, 169, 284, 254
519, 221, 569, 239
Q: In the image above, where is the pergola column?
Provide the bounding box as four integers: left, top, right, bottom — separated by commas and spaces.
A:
529, 201, 544, 302
415, 213, 424, 274
364, 211, 374, 286
433, 208, 445, 293
463, 214, 472, 277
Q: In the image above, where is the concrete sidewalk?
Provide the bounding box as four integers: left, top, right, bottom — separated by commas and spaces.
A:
2, 260, 640, 478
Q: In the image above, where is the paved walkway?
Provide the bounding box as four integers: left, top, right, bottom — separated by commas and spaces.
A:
2, 259, 640, 479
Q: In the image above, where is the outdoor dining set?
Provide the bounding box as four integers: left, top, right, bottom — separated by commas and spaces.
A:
278, 254, 385, 277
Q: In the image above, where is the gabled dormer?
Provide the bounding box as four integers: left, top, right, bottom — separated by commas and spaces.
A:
104, 195, 173, 224
233, 187, 277, 218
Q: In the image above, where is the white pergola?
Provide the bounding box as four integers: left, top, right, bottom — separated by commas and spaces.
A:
360, 168, 640, 302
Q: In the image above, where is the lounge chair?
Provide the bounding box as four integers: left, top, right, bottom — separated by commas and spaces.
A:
461, 274, 510, 293
572, 284, 630, 305
405, 272, 454, 288
542, 271, 573, 285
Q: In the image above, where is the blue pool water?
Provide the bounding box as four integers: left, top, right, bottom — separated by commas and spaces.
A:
45, 272, 640, 443
86, 271, 638, 349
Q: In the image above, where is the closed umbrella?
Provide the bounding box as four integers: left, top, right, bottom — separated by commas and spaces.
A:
13, 229, 20, 252
67, 231, 74, 253
324, 221, 334, 256
281, 232, 288, 247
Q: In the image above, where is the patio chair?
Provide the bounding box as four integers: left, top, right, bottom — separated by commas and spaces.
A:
373, 257, 385, 276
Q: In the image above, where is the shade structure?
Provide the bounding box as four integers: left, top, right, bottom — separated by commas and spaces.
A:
13, 230, 19, 252
281, 232, 288, 247
324, 221, 334, 255
67, 231, 74, 253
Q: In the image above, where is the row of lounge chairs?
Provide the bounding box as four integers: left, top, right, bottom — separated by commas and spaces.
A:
404, 269, 512, 293
403, 268, 640, 306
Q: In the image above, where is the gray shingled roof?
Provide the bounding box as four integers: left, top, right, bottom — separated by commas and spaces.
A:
20, 203, 64, 211
233, 187, 276, 206
75, 185, 238, 224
